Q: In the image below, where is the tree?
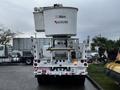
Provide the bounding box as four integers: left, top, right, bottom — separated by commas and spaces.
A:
0, 27, 16, 45
116, 39, 120, 48
91, 36, 120, 62
91, 36, 107, 51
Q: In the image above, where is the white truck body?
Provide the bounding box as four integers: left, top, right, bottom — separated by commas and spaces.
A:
33, 38, 88, 75
33, 4, 88, 85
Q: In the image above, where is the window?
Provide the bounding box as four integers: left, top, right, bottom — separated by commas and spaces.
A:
23, 51, 33, 57
0, 46, 4, 50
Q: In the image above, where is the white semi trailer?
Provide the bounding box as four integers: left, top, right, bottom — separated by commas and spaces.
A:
32, 4, 88, 85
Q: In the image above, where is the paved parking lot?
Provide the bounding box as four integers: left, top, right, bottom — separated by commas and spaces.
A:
0, 64, 97, 90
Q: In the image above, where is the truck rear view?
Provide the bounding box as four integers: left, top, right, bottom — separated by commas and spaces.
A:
32, 4, 88, 85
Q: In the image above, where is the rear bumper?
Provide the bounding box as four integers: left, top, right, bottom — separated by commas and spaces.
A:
35, 74, 86, 79
35, 74, 86, 82
36, 75, 86, 84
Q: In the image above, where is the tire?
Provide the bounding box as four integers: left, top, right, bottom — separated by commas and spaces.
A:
37, 76, 46, 85
37, 77, 41, 85
79, 76, 85, 86
25, 59, 32, 65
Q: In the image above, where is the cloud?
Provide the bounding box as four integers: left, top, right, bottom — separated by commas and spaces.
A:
0, 0, 36, 32
0, 0, 120, 41
76, 0, 120, 41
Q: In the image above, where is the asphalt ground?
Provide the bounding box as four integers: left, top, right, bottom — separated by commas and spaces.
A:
0, 64, 98, 90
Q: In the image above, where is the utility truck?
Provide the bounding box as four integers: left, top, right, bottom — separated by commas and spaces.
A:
32, 4, 88, 85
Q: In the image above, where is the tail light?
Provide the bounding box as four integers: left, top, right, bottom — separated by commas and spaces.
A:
37, 60, 40, 63
84, 60, 87, 62
81, 60, 84, 63
84, 63, 88, 66
34, 60, 37, 62
34, 63, 37, 66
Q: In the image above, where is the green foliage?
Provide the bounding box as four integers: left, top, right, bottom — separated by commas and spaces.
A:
91, 36, 107, 49
88, 64, 120, 90
91, 36, 120, 51
116, 39, 120, 48
0, 28, 16, 44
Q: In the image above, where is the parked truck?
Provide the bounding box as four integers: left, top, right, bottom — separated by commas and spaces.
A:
32, 4, 88, 85
0, 44, 19, 63
13, 38, 51, 64
11, 50, 34, 65
0, 44, 33, 65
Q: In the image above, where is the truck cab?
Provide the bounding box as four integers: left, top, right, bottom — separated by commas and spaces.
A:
11, 50, 34, 65
20, 51, 34, 65
0, 44, 8, 58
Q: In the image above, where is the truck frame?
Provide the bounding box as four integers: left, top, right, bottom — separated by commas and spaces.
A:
32, 37, 88, 84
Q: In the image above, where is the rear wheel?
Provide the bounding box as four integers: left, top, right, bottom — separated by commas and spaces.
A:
36, 75, 86, 85
25, 59, 32, 65
79, 76, 85, 86
37, 76, 46, 85
37, 77, 41, 85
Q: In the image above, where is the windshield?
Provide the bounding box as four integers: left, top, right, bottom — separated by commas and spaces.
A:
23, 52, 33, 56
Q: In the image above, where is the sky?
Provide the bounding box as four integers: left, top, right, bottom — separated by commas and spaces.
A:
0, 0, 120, 42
